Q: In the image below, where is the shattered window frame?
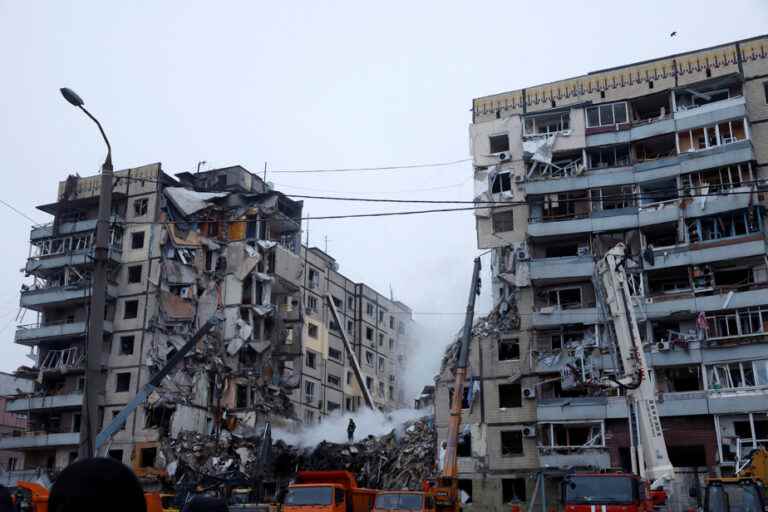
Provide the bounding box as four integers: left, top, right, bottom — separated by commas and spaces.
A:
115, 372, 131, 393
119, 335, 135, 355
365, 327, 374, 341
327, 374, 341, 387
365, 350, 374, 366
307, 323, 319, 339
586, 102, 628, 128
133, 197, 149, 217
492, 210, 515, 233
123, 300, 139, 320
328, 347, 342, 362
305, 351, 317, 369
366, 302, 374, 317
502, 478, 527, 503
130, 231, 145, 250
498, 383, 522, 408
500, 430, 524, 456
127, 264, 142, 284
498, 338, 520, 361
304, 380, 316, 402
489, 133, 510, 154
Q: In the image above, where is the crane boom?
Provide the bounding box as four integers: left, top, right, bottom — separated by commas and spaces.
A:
596, 243, 674, 489
433, 257, 481, 512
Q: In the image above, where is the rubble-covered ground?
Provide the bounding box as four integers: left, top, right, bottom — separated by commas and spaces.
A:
162, 415, 435, 494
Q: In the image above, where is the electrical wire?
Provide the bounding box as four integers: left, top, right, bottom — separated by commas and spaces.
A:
270, 158, 473, 174
0, 199, 41, 224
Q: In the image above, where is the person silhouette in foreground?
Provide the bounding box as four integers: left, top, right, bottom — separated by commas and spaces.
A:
0, 484, 13, 512
49, 457, 146, 512
181, 496, 229, 512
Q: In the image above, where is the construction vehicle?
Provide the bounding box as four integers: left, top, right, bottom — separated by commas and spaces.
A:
703, 447, 767, 512
14, 481, 167, 512
431, 257, 482, 512
283, 471, 377, 512
373, 491, 436, 512
561, 243, 675, 512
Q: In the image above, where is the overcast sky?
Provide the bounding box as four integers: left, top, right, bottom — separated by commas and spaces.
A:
0, 1, 766, 393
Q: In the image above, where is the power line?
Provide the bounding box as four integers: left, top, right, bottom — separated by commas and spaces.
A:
271, 158, 472, 174
0, 199, 40, 224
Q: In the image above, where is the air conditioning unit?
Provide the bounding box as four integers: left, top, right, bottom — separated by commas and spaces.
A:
522, 426, 537, 438
656, 341, 671, 352
516, 248, 530, 261
523, 387, 536, 399
513, 174, 525, 184
498, 152, 509, 161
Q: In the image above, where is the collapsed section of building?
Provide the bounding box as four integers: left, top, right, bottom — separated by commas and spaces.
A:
3, 163, 415, 485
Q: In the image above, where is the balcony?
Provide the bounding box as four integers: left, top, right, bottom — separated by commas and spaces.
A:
537, 397, 610, 421
19, 283, 117, 311
674, 96, 747, 131
0, 432, 79, 449
529, 255, 594, 282
643, 288, 768, 320
26, 247, 121, 274
531, 307, 599, 328
14, 320, 113, 346
6, 393, 83, 412
538, 449, 611, 469
647, 235, 765, 271
30, 215, 123, 241
708, 387, 768, 414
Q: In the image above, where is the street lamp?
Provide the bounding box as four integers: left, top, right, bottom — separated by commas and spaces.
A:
60, 87, 113, 458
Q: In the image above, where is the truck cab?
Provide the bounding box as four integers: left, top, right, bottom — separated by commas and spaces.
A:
283, 471, 376, 512
373, 491, 435, 512
563, 473, 655, 512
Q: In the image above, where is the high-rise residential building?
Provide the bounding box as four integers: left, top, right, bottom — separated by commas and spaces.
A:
3, 163, 412, 484
435, 35, 768, 511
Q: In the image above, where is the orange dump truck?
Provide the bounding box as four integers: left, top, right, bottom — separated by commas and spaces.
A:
16, 481, 165, 512
283, 471, 377, 512
373, 490, 436, 512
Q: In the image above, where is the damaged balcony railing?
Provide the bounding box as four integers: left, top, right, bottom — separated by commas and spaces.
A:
29, 228, 123, 259
705, 306, 768, 340
39, 347, 84, 372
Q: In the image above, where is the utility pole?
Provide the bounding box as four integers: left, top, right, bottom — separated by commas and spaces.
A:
60, 88, 112, 458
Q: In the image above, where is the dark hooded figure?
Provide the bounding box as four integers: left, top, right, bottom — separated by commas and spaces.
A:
0, 485, 13, 512
49, 457, 146, 512
181, 496, 229, 512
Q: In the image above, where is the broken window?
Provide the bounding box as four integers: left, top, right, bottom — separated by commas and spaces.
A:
145, 405, 172, 430
139, 447, 157, 468
491, 171, 512, 194
639, 178, 678, 206
305, 351, 316, 369
127, 265, 142, 284
377, 357, 385, 373
678, 119, 746, 152
502, 479, 527, 503
489, 134, 510, 153
378, 333, 384, 347
654, 366, 702, 393
347, 296, 354, 310
389, 316, 395, 329
591, 185, 635, 210
586, 102, 628, 128
634, 133, 676, 162
448, 387, 471, 410
72, 413, 81, 433
388, 385, 394, 400
500, 431, 524, 456
365, 351, 374, 366
123, 300, 139, 320
304, 409, 315, 424
119, 335, 135, 355
366, 303, 374, 317
331, 296, 342, 309
586, 144, 630, 169
365, 376, 374, 390
327, 374, 341, 386
304, 381, 316, 402
706, 306, 768, 339
524, 111, 570, 136
498, 338, 520, 361
133, 198, 149, 217
647, 267, 691, 295
115, 372, 131, 392
389, 338, 394, 351
681, 164, 753, 194
378, 310, 384, 323
131, 231, 145, 250
541, 422, 604, 448
544, 287, 583, 309
346, 372, 353, 385
365, 327, 374, 341
499, 383, 522, 408
643, 222, 680, 248
306, 295, 318, 313
378, 382, 385, 397
707, 359, 768, 390
457, 431, 472, 457
307, 323, 318, 339
347, 320, 354, 333
236, 387, 249, 409
328, 348, 342, 362
492, 210, 514, 233
540, 190, 589, 221
308, 269, 320, 290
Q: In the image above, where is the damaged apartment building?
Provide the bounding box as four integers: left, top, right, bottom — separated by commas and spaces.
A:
3, 163, 412, 481
435, 35, 768, 511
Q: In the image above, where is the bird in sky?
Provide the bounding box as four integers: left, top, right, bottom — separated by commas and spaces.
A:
670, 31, 678, 37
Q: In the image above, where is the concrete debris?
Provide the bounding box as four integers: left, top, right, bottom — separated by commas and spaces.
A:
164, 187, 229, 216
162, 416, 436, 493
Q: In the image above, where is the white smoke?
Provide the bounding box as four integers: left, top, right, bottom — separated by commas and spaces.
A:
272, 408, 424, 447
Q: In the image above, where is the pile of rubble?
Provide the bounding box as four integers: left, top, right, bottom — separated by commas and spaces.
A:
162, 416, 436, 492
301, 417, 435, 489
